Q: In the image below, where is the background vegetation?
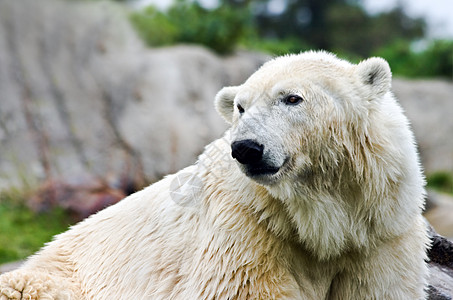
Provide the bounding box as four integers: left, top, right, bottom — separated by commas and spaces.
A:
0, 190, 71, 264
427, 172, 453, 195
129, 0, 453, 78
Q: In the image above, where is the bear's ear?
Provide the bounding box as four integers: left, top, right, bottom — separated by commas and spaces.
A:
215, 86, 239, 124
356, 57, 392, 98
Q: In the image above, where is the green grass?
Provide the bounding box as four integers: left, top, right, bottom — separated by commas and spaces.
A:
0, 191, 72, 264
427, 171, 453, 195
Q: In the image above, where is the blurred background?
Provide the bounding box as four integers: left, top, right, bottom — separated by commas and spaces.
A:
0, 0, 452, 267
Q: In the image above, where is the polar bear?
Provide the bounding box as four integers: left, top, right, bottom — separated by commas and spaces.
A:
0, 51, 429, 299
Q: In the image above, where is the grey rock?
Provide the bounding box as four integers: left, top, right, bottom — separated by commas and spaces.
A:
0, 0, 267, 193
425, 190, 453, 239
428, 228, 453, 299
393, 79, 453, 175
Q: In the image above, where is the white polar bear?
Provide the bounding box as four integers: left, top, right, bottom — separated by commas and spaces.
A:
0, 51, 429, 299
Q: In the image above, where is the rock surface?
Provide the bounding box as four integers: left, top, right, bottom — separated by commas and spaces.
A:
0, 0, 267, 197
428, 228, 453, 299
425, 191, 453, 239
393, 79, 453, 175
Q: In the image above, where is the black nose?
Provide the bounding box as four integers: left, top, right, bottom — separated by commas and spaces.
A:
231, 140, 264, 165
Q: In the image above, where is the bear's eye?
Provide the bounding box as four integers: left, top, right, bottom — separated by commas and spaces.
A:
237, 104, 245, 114
283, 95, 303, 105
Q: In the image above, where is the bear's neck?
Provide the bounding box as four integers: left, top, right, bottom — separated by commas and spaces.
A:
270, 181, 369, 260
197, 138, 355, 261
198, 136, 420, 261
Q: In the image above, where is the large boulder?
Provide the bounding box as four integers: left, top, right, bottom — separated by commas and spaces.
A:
0, 0, 267, 196
393, 79, 453, 175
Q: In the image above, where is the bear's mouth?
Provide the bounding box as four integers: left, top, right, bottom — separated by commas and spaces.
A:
245, 164, 280, 177
241, 157, 290, 185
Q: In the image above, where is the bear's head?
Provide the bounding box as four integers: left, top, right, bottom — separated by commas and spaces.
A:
215, 51, 412, 198
215, 51, 425, 256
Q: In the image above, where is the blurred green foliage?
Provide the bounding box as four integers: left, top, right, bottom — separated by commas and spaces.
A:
374, 40, 453, 78
130, 1, 250, 54
0, 190, 71, 264
130, 6, 178, 46
427, 172, 453, 195
129, 0, 452, 78
252, 2, 425, 58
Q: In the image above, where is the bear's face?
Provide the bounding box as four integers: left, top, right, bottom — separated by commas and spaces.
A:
215, 51, 391, 188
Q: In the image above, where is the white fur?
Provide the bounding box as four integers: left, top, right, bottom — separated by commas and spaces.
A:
0, 51, 429, 299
